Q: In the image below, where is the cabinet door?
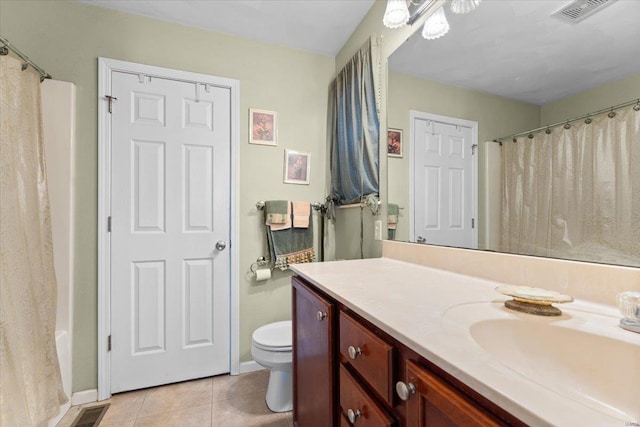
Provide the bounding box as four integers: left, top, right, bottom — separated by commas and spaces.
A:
404, 360, 501, 427
293, 277, 335, 427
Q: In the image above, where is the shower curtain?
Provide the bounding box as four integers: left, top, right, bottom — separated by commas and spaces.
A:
501, 105, 640, 266
0, 54, 67, 426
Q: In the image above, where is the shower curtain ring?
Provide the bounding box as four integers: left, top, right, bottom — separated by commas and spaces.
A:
545, 127, 551, 134
633, 99, 640, 111
584, 115, 592, 124
563, 121, 571, 130
608, 107, 616, 118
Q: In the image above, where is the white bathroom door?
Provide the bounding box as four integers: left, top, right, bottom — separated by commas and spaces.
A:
412, 114, 477, 249
109, 71, 231, 393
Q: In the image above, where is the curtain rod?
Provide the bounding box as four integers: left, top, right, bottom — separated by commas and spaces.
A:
0, 35, 52, 82
493, 97, 640, 143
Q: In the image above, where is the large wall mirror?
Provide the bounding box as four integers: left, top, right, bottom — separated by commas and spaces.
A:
386, 0, 640, 267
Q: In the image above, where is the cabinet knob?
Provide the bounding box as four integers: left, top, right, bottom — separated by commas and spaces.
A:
347, 408, 362, 424
316, 311, 327, 321
347, 345, 362, 360
395, 381, 416, 401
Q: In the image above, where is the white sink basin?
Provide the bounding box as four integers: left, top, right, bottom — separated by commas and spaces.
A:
444, 301, 640, 422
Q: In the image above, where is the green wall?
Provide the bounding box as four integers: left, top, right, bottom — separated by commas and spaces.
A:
541, 72, 640, 124
0, 0, 334, 392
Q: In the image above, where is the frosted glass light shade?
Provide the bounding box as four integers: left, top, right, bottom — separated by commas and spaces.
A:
383, 0, 410, 29
450, 0, 482, 14
422, 7, 450, 40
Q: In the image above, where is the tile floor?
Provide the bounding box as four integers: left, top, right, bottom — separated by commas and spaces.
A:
57, 370, 293, 427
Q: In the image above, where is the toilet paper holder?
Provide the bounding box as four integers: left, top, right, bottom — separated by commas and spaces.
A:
250, 256, 271, 273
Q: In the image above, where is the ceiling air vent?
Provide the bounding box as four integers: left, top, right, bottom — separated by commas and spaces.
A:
552, 0, 618, 23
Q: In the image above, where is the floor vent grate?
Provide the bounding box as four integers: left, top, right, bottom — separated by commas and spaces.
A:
552, 0, 618, 23
69, 403, 110, 427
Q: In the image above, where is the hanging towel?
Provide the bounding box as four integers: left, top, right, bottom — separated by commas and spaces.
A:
266, 200, 291, 230
387, 203, 399, 229
266, 207, 315, 270
265, 200, 289, 225
292, 201, 311, 228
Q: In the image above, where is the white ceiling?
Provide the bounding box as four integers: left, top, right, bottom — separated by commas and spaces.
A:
389, 0, 640, 105
78, 0, 376, 56
79, 0, 640, 105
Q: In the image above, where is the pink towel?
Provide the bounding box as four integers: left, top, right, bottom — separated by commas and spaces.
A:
270, 202, 291, 231
292, 201, 310, 228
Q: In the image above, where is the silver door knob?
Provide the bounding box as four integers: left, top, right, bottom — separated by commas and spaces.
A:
396, 381, 416, 401
316, 311, 327, 321
347, 408, 362, 424
347, 345, 362, 360
215, 241, 227, 251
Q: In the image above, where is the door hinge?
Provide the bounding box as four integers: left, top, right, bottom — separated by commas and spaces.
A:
107, 216, 112, 232
108, 335, 112, 351
106, 95, 118, 114
472, 218, 475, 228
471, 143, 478, 155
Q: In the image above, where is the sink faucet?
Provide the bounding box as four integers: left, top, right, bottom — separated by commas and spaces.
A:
617, 292, 640, 334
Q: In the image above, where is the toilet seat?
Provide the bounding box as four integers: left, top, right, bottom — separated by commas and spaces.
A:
251, 320, 293, 412
252, 320, 292, 352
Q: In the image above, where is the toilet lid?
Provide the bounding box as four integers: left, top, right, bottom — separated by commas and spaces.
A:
252, 320, 292, 349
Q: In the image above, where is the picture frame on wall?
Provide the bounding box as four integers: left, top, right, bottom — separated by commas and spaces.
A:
387, 128, 403, 158
284, 149, 311, 185
249, 108, 277, 146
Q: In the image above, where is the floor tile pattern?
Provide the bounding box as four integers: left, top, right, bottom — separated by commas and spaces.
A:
57, 370, 292, 427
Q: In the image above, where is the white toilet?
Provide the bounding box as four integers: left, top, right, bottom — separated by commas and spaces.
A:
251, 320, 293, 412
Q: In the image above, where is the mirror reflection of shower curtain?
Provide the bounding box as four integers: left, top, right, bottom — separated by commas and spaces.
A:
501, 106, 640, 266
0, 54, 67, 426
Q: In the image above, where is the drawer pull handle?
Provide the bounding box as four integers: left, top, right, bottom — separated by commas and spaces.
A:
316, 311, 327, 321
347, 345, 362, 360
396, 381, 416, 401
347, 408, 362, 424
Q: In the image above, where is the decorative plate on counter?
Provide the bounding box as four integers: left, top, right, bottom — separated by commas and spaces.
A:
495, 285, 574, 305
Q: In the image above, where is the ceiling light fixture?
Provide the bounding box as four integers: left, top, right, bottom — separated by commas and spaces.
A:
421, 7, 450, 39
450, 0, 482, 15
383, 0, 411, 29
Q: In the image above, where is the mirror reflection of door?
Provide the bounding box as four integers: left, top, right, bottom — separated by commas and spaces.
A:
410, 111, 477, 249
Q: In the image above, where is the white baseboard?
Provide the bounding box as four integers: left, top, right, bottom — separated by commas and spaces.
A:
71, 389, 98, 405
239, 360, 264, 374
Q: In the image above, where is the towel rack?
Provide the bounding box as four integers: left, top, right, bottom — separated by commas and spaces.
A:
256, 201, 323, 211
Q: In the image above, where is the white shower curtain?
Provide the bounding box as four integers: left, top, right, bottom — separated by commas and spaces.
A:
501, 105, 640, 266
0, 54, 67, 426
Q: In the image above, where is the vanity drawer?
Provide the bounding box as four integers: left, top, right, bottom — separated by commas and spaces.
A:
339, 310, 394, 405
340, 364, 395, 427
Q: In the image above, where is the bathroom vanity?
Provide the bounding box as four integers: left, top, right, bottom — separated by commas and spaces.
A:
291, 242, 640, 427
292, 275, 520, 427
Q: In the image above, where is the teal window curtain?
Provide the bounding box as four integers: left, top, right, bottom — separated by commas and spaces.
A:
329, 39, 380, 205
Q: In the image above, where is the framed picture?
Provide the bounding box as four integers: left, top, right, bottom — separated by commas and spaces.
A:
249, 108, 277, 146
284, 149, 311, 185
387, 128, 403, 157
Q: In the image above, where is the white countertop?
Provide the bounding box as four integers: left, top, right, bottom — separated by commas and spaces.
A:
291, 258, 640, 427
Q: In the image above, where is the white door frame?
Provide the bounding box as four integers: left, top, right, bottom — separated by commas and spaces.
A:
97, 57, 240, 400
409, 110, 478, 248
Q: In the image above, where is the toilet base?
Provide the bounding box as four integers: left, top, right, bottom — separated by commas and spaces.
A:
265, 369, 292, 412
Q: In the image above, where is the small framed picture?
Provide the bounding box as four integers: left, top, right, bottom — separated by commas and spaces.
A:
387, 128, 403, 158
249, 108, 277, 146
284, 149, 311, 185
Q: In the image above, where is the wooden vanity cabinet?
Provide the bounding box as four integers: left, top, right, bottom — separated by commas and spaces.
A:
292, 277, 336, 427
403, 360, 501, 427
292, 276, 524, 427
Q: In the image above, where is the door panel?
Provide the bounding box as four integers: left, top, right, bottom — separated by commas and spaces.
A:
413, 117, 475, 248
110, 71, 231, 393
